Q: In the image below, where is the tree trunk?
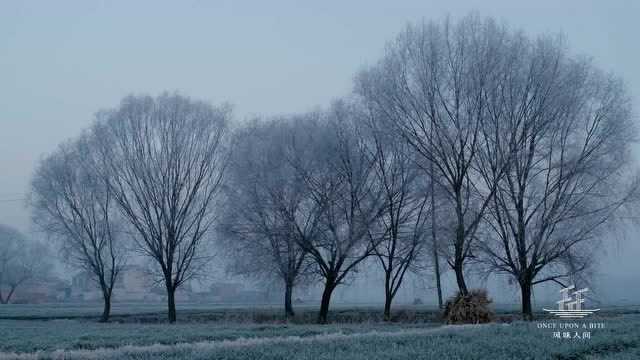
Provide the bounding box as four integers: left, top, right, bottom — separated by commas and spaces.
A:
284, 280, 295, 318
2, 285, 18, 305
383, 270, 393, 321
100, 292, 112, 323
167, 285, 177, 323
434, 253, 443, 308
454, 258, 468, 295
453, 188, 469, 296
383, 293, 392, 321
520, 280, 533, 321
318, 279, 336, 324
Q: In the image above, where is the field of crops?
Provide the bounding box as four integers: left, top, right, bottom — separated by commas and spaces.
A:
0, 304, 639, 359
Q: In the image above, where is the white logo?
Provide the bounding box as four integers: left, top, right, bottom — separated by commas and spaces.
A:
543, 285, 600, 319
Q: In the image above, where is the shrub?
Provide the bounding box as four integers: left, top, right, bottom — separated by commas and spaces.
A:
443, 289, 494, 324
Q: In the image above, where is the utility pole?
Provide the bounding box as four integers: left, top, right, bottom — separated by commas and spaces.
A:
430, 162, 443, 309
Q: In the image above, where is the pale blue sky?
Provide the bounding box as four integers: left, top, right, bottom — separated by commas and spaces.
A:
1, 1, 639, 287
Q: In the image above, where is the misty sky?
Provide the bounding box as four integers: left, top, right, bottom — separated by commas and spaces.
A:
2, 1, 639, 292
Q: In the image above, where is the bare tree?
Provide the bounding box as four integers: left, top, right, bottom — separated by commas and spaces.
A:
219, 118, 318, 318
93, 93, 231, 322
356, 15, 513, 295
290, 103, 385, 324
0, 224, 50, 304
31, 136, 125, 322
478, 34, 638, 319
359, 103, 431, 320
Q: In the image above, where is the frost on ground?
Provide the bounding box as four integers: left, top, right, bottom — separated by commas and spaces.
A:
0, 315, 637, 360
0, 325, 474, 360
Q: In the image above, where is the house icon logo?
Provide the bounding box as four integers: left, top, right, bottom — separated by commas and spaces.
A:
543, 285, 600, 319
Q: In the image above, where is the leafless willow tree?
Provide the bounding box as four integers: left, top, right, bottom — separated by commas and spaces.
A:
0, 224, 50, 304
477, 33, 638, 319
92, 93, 231, 322
356, 15, 513, 295
31, 136, 126, 321
219, 118, 319, 318
359, 104, 431, 320
290, 104, 385, 323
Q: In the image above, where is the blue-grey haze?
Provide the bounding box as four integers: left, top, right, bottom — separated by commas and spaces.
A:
1, 0, 639, 304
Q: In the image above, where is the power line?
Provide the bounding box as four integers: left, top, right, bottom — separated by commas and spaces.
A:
0, 198, 27, 203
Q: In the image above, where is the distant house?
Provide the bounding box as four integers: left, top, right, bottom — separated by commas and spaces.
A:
209, 282, 242, 302
70, 265, 192, 302
11, 276, 70, 304
188, 282, 269, 304
113, 265, 160, 301
71, 271, 101, 301
234, 289, 268, 303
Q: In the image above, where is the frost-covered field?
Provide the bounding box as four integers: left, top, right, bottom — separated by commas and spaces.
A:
0, 305, 638, 359
0, 319, 434, 354
0, 302, 450, 323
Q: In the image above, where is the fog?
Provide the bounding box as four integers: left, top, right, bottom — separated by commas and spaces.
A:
1, 1, 639, 306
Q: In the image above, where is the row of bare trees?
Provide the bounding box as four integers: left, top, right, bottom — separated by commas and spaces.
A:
29, 14, 637, 323
355, 15, 638, 319
224, 15, 637, 321
220, 103, 436, 323
31, 94, 231, 322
